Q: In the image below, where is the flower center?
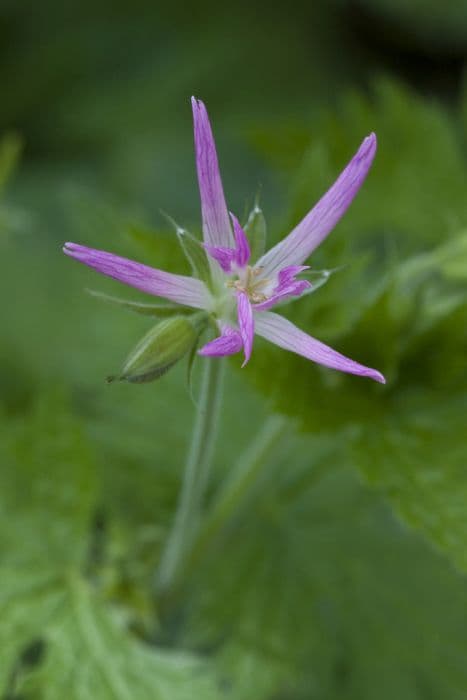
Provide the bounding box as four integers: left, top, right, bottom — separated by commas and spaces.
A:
226, 265, 270, 303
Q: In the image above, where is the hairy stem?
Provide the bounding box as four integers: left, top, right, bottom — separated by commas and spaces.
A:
156, 357, 225, 597
161, 414, 286, 602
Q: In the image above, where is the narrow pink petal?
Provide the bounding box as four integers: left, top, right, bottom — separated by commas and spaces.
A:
256, 134, 377, 276
63, 243, 211, 310
255, 311, 386, 383
277, 265, 310, 285
253, 280, 311, 311
192, 97, 233, 248
230, 212, 251, 268
205, 213, 251, 274
253, 264, 311, 311
198, 326, 242, 357
237, 292, 254, 366
204, 245, 236, 273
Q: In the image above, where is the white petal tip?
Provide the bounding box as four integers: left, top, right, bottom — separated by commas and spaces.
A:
240, 350, 252, 368
364, 132, 377, 152
63, 242, 76, 255
191, 96, 205, 110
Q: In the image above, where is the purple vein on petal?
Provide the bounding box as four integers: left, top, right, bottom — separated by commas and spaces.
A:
198, 326, 243, 357
237, 291, 254, 366
256, 134, 377, 276
253, 265, 311, 311
63, 243, 211, 309
255, 311, 386, 383
205, 212, 251, 273
252, 280, 311, 311
230, 212, 250, 267
192, 97, 233, 249
204, 245, 237, 273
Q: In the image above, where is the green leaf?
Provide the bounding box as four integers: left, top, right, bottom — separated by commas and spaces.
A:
0, 391, 96, 569
184, 437, 467, 700
252, 227, 467, 571
243, 81, 467, 581
0, 394, 221, 699
255, 79, 467, 258
351, 392, 467, 574
0, 392, 97, 691
22, 580, 219, 700
1, 573, 220, 700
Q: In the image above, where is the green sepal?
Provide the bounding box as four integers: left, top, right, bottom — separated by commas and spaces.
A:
300, 266, 346, 294
244, 200, 267, 263
161, 211, 211, 284
269, 266, 345, 310
108, 315, 207, 384
86, 289, 188, 317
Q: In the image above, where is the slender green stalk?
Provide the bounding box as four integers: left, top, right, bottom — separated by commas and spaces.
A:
164, 414, 286, 598
156, 357, 225, 596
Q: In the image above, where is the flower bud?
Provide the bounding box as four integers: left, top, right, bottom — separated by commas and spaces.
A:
108, 316, 203, 383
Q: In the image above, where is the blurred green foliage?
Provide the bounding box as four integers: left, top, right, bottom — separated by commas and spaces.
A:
248, 81, 467, 569
1, 1, 467, 698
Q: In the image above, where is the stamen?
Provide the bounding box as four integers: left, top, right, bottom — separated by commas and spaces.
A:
252, 278, 269, 290
250, 292, 268, 303
225, 266, 271, 304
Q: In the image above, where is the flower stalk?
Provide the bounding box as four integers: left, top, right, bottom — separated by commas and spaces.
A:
156, 357, 225, 597
176, 415, 286, 582
156, 413, 286, 608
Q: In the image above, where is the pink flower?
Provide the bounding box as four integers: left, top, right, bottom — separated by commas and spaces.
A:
64, 98, 385, 384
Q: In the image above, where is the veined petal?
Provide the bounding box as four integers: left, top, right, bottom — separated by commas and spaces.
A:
198, 326, 242, 357
252, 279, 311, 311
256, 134, 377, 276
205, 213, 251, 274
63, 243, 211, 310
277, 265, 310, 285
230, 212, 251, 267
204, 245, 237, 273
237, 292, 254, 366
192, 97, 233, 248
253, 264, 311, 311
255, 311, 386, 383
